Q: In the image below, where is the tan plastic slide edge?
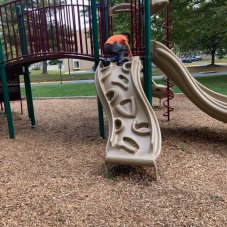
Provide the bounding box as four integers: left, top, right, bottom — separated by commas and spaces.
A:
152, 42, 227, 110
152, 40, 227, 123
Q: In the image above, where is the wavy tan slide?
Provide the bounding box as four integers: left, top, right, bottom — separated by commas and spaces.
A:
109, 0, 169, 16
95, 57, 162, 178
152, 40, 227, 123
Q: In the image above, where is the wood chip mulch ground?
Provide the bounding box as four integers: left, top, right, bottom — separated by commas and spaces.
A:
0, 95, 226, 227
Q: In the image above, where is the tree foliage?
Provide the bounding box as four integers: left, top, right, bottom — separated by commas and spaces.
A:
157, 0, 227, 64
109, 0, 131, 34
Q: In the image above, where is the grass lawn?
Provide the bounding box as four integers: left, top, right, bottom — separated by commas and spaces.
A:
21, 59, 227, 83
153, 63, 227, 77
21, 83, 97, 97
155, 75, 227, 95
20, 70, 95, 83
21, 75, 227, 97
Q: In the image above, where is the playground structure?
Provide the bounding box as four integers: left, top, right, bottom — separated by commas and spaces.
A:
0, 0, 227, 177
0, 66, 24, 114
0, 0, 169, 138
152, 80, 174, 106
95, 0, 227, 175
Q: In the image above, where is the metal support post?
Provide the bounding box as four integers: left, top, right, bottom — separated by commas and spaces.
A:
23, 66, 36, 127
144, 0, 152, 104
91, 0, 105, 138
17, 6, 36, 127
103, 0, 109, 41
0, 42, 15, 139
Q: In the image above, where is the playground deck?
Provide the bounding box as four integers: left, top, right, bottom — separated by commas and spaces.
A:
0, 95, 226, 226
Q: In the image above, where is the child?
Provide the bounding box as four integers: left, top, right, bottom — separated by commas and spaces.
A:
102, 32, 132, 66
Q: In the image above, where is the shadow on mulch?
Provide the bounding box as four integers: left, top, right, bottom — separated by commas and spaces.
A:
105, 164, 156, 184
162, 126, 226, 142
92, 163, 157, 184
161, 126, 227, 156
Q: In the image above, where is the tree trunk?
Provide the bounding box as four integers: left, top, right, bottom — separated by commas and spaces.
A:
42, 61, 48, 74
211, 49, 216, 65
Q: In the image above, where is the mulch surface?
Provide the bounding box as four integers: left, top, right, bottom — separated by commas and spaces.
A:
0, 95, 226, 226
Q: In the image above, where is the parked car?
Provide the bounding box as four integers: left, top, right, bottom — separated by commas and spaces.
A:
195, 55, 202, 61
189, 55, 198, 61
181, 57, 192, 63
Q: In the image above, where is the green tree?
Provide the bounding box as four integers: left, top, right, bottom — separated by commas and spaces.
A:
170, 0, 227, 65
152, 0, 227, 64
109, 0, 131, 34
